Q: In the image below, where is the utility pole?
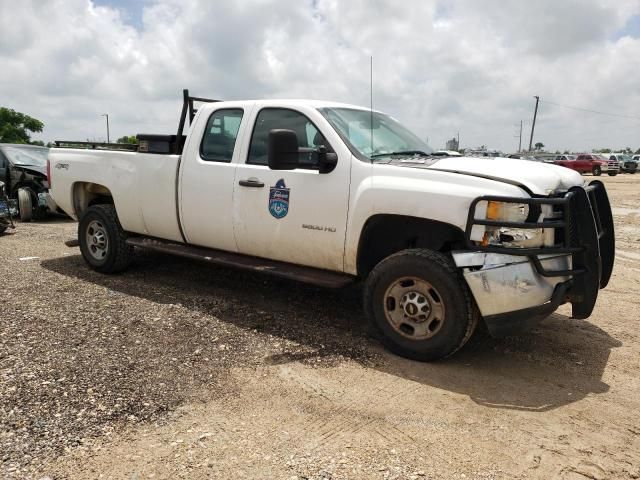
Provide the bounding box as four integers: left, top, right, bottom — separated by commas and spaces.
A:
101, 113, 110, 143
516, 120, 523, 152
528, 96, 539, 152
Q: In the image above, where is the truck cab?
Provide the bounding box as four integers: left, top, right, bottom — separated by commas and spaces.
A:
48, 91, 615, 361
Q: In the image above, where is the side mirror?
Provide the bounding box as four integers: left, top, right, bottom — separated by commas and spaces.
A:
317, 146, 338, 174
268, 129, 299, 170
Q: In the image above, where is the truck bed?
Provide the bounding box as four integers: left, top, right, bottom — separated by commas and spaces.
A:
49, 149, 184, 242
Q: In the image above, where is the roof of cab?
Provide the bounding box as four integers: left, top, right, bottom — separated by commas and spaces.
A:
200, 98, 376, 112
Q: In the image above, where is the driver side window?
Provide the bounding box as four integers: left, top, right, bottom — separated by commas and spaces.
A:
247, 108, 332, 169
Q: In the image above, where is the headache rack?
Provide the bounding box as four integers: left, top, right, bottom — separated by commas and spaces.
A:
137, 89, 221, 155
55, 89, 221, 155
465, 180, 614, 289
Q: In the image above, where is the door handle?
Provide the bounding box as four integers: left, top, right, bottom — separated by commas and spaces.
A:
238, 179, 264, 188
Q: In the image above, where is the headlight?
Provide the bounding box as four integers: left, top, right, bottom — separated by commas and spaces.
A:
485, 201, 529, 222
473, 200, 551, 248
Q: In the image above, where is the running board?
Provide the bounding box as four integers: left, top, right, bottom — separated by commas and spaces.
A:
125, 236, 355, 289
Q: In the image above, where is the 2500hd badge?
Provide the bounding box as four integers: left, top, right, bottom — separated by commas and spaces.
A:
302, 224, 337, 233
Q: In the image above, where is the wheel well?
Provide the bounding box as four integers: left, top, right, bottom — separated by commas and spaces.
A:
356, 215, 466, 276
73, 182, 114, 217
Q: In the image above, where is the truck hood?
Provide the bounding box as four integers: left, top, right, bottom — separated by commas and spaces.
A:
13, 164, 47, 177
388, 156, 583, 195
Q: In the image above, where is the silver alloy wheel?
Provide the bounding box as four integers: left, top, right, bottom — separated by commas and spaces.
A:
86, 220, 109, 261
383, 276, 445, 340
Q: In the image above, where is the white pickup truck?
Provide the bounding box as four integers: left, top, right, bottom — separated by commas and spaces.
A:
48, 91, 615, 361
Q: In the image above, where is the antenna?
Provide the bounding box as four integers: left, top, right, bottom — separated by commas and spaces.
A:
370, 55, 373, 162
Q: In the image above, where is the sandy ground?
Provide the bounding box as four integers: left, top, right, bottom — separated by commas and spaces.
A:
1, 174, 639, 479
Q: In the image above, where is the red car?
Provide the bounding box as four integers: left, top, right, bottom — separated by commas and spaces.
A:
554, 153, 619, 176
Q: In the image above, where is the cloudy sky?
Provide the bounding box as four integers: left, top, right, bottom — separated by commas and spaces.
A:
1, 0, 639, 152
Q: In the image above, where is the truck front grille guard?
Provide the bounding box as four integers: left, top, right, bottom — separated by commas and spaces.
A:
464, 181, 614, 286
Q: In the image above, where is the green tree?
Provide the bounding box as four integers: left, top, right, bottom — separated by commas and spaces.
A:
0, 107, 44, 144
534, 142, 545, 151
116, 135, 137, 144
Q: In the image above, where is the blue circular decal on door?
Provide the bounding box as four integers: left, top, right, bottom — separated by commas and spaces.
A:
269, 179, 290, 219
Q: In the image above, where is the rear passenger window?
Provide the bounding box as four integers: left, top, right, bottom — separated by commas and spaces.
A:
200, 109, 243, 162
247, 108, 332, 168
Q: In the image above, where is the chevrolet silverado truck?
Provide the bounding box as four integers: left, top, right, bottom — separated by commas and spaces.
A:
554, 153, 619, 176
48, 90, 615, 361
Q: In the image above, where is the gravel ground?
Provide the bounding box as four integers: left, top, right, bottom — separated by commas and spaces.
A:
1, 174, 640, 479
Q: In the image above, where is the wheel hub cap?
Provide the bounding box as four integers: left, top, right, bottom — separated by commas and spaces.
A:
400, 291, 431, 321
383, 277, 445, 340
86, 220, 108, 261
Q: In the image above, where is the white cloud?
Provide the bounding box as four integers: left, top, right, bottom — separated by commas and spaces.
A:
0, 0, 639, 152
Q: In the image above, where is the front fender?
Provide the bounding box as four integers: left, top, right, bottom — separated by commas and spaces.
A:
344, 163, 528, 274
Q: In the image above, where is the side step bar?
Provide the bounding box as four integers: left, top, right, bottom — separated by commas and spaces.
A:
125, 236, 356, 289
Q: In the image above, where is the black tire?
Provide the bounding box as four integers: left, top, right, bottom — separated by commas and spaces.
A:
18, 188, 33, 222
592, 166, 602, 176
364, 249, 478, 361
0, 225, 7, 235
608, 171, 618, 176
78, 204, 133, 273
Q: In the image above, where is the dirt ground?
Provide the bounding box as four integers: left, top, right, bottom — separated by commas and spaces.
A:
1, 174, 639, 479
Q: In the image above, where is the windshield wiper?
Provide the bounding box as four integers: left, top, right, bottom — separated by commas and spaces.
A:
370, 150, 431, 159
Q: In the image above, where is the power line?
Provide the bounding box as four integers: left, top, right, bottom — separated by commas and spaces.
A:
540, 99, 640, 121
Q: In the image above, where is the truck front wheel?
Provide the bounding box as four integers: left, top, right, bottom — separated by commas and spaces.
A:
592, 166, 602, 176
78, 204, 133, 273
364, 249, 477, 361
608, 171, 618, 176
18, 188, 33, 222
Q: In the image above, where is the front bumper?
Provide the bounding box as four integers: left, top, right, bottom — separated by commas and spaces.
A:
456, 180, 615, 336
452, 252, 572, 336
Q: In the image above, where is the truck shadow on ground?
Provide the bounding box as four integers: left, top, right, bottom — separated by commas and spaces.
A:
42, 251, 621, 413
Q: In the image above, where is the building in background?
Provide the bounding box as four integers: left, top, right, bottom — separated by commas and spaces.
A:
445, 137, 459, 151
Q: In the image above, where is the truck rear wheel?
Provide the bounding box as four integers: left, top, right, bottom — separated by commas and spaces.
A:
592, 166, 602, 176
608, 171, 618, 176
78, 204, 133, 273
364, 249, 477, 361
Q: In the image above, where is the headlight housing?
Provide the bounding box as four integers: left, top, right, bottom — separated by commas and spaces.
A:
472, 200, 554, 248
485, 200, 529, 223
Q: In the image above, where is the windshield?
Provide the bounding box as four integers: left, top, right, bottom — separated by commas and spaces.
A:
318, 108, 433, 160
618, 155, 631, 161
2, 146, 49, 166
